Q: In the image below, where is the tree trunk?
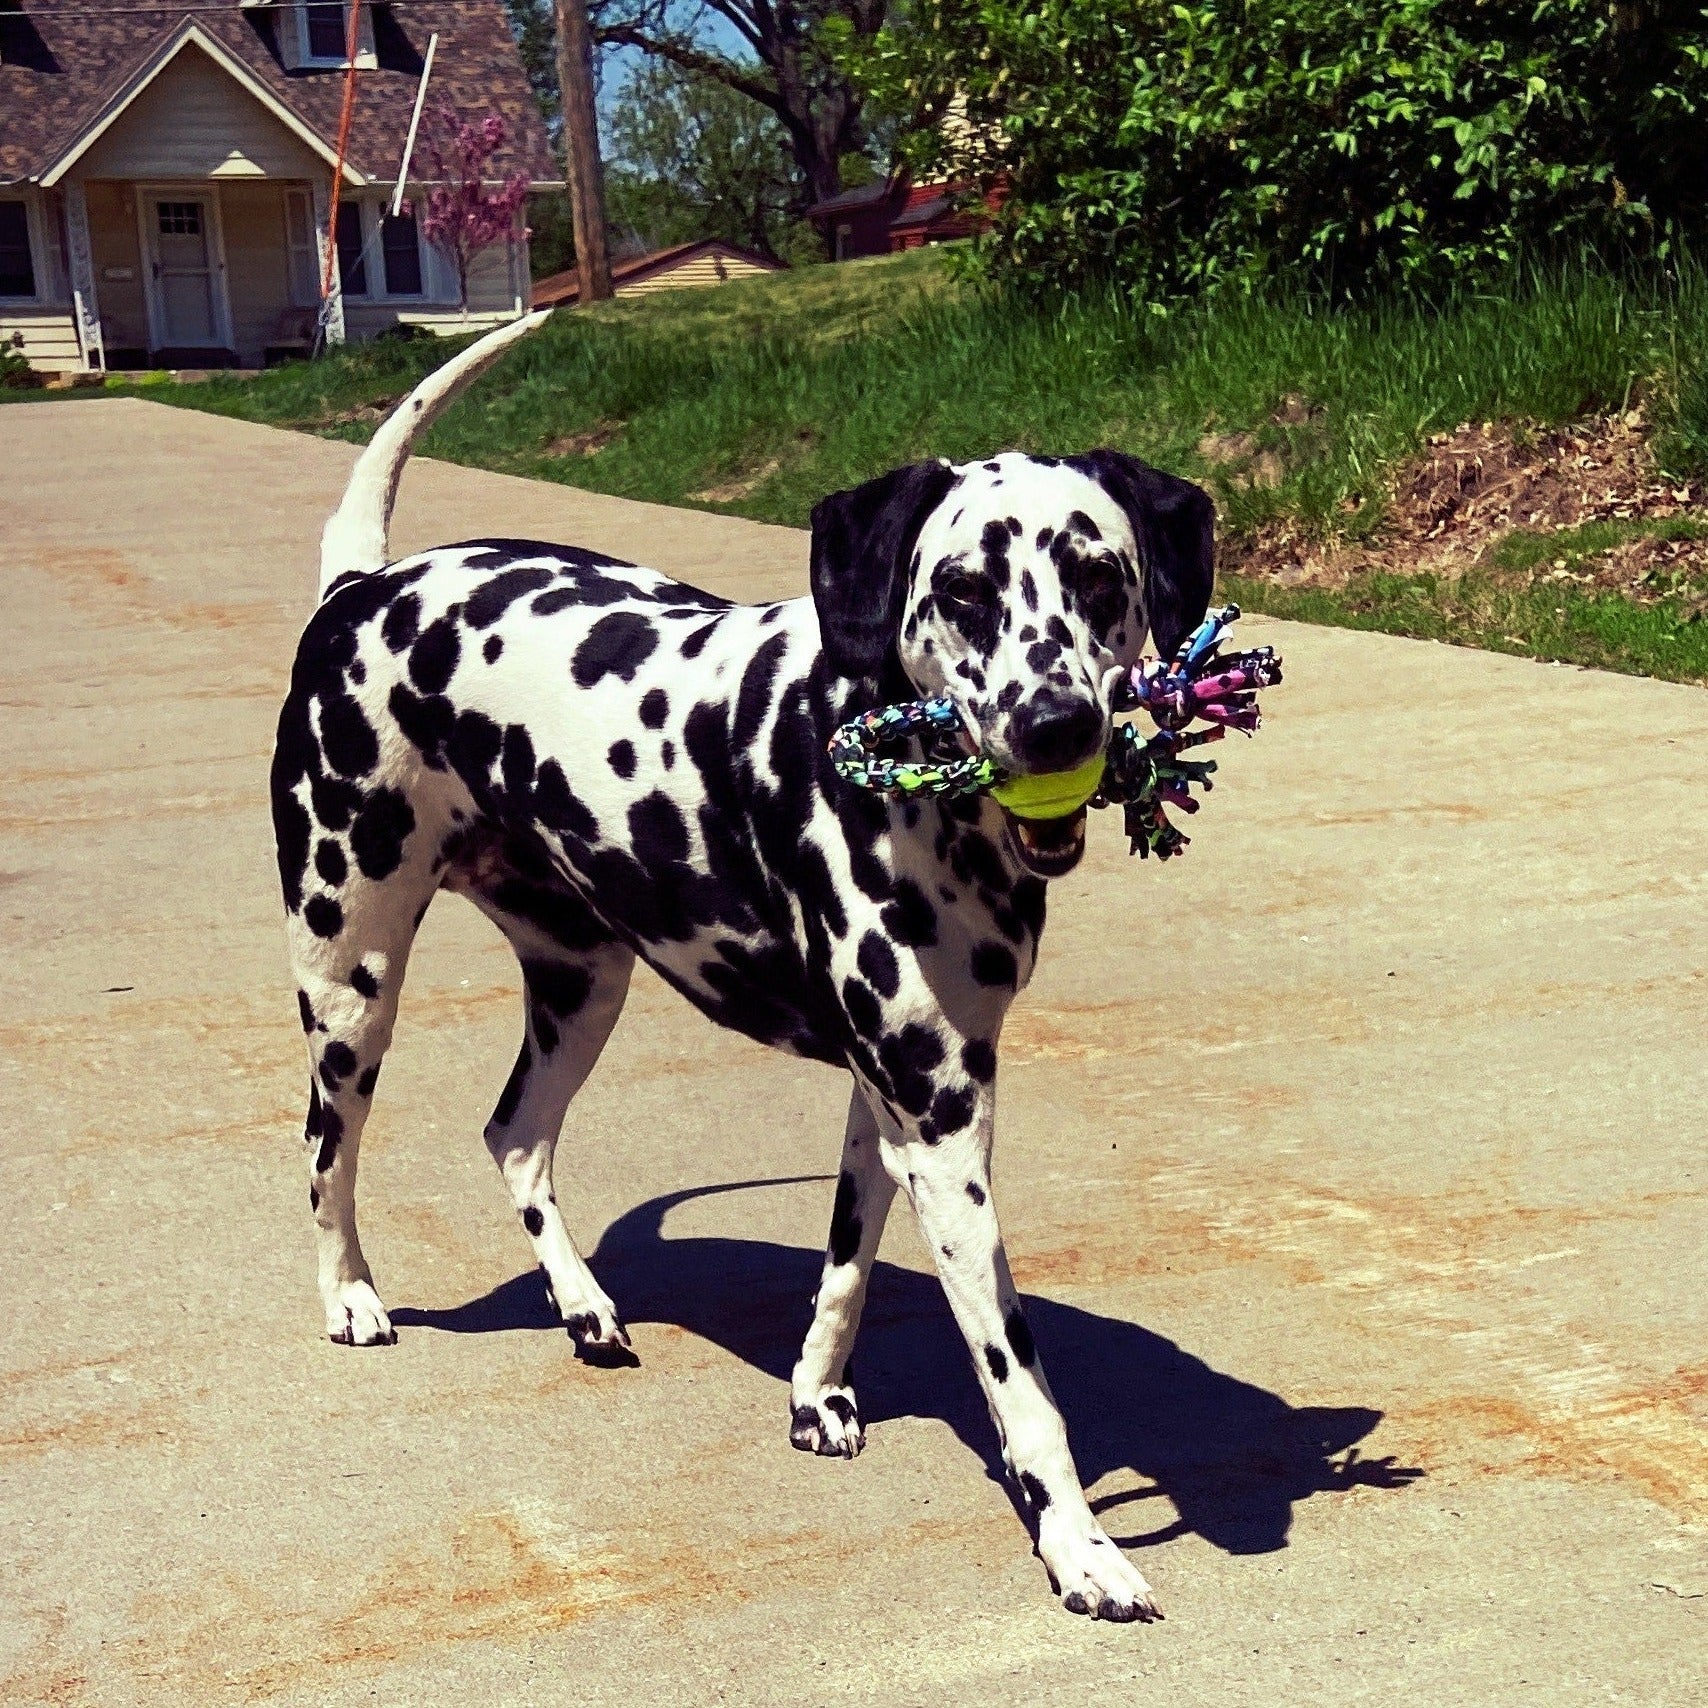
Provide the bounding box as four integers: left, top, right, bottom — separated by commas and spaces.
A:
555, 0, 612, 302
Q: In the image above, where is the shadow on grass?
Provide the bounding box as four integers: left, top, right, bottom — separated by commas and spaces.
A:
392, 1177, 1422, 1556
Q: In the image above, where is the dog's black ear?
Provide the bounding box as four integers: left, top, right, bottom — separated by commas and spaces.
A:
1067, 449, 1215, 660
810, 460, 958, 679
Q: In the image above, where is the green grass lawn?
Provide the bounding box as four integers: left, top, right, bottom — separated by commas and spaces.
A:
120, 247, 1708, 684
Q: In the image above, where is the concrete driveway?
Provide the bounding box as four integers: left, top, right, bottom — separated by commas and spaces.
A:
1, 397, 1703, 1706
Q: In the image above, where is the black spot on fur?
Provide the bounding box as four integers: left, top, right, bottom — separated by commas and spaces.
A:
972, 942, 1018, 988
314, 838, 347, 886
534, 760, 600, 843
350, 964, 380, 1000
572, 612, 658, 687
930, 1084, 975, 1136
320, 1040, 357, 1088
842, 977, 883, 1041
660, 739, 675, 770
356, 1063, 380, 1098
966, 1180, 986, 1205
350, 787, 415, 881
985, 1343, 1009, 1382
522, 1205, 545, 1236
681, 618, 721, 659
640, 688, 669, 728
962, 1038, 996, 1083
296, 989, 316, 1033
483, 634, 504, 663
304, 895, 343, 938
607, 739, 636, 779
880, 879, 937, 948
856, 932, 900, 999
313, 1103, 344, 1174
828, 1170, 862, 1264
878, 1024, 944, 1118
381, 592, 421, 652
528, 959, 593, 1018
1019, 1471, 1051, 1513
409, 618, 461, 695
629, 790, 690, 863
1005, 1307, 1036, 1368
319, 693, 378, 779
466, 565, 554, 628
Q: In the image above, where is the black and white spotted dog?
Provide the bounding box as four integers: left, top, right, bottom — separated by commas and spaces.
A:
274, 315, 1213, 1620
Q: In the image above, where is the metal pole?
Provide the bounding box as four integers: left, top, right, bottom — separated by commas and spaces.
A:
391, 31, 438, 218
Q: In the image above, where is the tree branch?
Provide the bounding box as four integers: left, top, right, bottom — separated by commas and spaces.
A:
594, 22, 783, 112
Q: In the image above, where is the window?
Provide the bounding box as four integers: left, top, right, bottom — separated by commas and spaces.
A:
302, 1, 346, 59
282, 190, 319, 307
156, 200, 202, 237
380, 209, 422, 296
0, 200, 35, 298
334, 201, 367, 296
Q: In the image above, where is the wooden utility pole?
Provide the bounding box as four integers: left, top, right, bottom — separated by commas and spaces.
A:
554, 0, 612, 302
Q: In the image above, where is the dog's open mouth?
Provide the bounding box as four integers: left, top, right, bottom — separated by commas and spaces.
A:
999, 807, 1089, 879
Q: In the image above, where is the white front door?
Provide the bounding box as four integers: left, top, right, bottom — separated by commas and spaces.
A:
141, 191, 230, 350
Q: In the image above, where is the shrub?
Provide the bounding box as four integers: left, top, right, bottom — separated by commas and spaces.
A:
847, 0, 1708, 298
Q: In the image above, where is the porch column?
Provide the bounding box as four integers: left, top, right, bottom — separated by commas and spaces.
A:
311, 178, 345, 347
62, 182, 105, 373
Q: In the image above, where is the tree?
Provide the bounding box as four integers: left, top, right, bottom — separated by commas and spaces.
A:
504, 0, 895, 205
419, 110, 532, 314
604, 60, 804, 258
557, 0, 614, 301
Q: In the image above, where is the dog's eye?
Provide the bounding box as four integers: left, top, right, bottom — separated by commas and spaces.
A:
940, 573, 994, 615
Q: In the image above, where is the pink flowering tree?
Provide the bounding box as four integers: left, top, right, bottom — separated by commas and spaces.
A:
419, 109, 531, 316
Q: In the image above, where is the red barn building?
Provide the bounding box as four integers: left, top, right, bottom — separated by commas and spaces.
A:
805, 171, 996, 261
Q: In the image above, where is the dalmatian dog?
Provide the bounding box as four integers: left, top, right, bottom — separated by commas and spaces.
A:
275, 313, 1212, 1621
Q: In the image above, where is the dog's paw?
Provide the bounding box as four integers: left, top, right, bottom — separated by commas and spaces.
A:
325, 1280, 396, 1347
788, 1386, 864, 1459
1040, 1518, 1161, 1623
564, 1305, 637, 1368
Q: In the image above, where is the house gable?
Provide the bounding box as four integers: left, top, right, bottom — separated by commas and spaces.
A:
42, 25, 350, 186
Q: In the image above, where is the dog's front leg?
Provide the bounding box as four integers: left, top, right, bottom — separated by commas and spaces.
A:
789, 1085, 896, 1458
888, 1094, 1162, 1622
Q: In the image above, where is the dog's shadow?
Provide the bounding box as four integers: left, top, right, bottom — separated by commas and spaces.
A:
393, 1178, 1422, 1553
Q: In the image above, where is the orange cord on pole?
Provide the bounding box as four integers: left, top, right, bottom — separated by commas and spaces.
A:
320, 0, 364, 305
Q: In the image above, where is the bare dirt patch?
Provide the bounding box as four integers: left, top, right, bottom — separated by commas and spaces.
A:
543, 421, 623, 458
1232, 412, 1703, 594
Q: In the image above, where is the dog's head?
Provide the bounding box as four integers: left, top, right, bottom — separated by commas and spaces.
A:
811, 449, 1214, 876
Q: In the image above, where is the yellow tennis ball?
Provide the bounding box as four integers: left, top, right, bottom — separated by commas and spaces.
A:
989, 753, 1106, 820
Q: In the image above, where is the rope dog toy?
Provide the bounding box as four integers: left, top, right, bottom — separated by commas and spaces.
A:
827, 605, 1281, 861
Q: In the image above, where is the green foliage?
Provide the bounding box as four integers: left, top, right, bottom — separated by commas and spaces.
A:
604, 60, 813, 260
0, 337, 42, 390
849, 0, 1708, 297
139, 248, 1708, 681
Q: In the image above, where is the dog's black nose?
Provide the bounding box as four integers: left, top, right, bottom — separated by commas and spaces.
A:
1012, 693, 1102, 771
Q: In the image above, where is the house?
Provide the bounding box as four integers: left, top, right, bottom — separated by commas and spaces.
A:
530, 239, 782, 309
804, 172, 995, 261
0, 0, 556, 373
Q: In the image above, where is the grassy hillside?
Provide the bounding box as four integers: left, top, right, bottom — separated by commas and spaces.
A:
136, 248, 1708, 683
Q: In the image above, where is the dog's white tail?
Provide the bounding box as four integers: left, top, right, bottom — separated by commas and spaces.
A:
316, 308, 551, 598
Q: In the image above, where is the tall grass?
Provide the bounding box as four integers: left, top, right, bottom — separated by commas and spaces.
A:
141, 250, 1708, 679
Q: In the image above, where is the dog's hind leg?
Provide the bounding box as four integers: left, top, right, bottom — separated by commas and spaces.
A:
457, 875, 636, 1360
788, 1085, 896, 1458
289, 845, 443, 1348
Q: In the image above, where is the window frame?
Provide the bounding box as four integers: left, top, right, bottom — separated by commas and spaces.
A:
291, 0, 376, 71
0, 195, 41, 304
334, 198, 435, 305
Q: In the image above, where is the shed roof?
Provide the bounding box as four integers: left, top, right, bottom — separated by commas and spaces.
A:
0, 0, 555, 186
531, 239, 782, 308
